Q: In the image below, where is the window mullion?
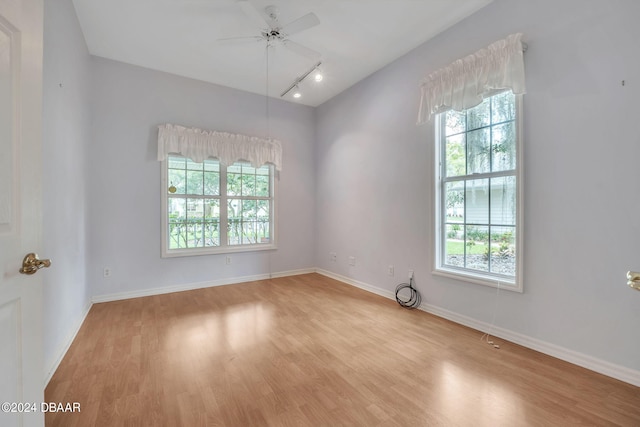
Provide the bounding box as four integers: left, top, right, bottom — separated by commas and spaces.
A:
220, 164, 228, 247
443, 169, 515, 182
439, 114, 447, 268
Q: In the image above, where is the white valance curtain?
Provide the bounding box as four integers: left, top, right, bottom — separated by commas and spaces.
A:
417, 33, 526, 124
157, 124, 283, 171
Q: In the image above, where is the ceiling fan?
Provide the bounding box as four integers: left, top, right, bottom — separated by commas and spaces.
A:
218, 0, 321, 60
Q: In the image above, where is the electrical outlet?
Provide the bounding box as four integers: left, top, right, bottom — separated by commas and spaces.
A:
329, 252, 337, 262
408, 270, 414, 279
348, 256, 356, 266
103, 267, 111, 278
388, 265, 394, 276
225, 256, 232, 265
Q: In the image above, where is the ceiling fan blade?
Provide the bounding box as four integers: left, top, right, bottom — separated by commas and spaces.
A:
217, 35, 264, 45
237, 0, 275, 30
282, 40, 321, 59
281, 12, 320, 36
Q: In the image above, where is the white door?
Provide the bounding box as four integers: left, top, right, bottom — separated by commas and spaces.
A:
0, 0, 45, 426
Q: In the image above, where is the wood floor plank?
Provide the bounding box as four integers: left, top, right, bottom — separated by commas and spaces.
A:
45, 273, 640, 426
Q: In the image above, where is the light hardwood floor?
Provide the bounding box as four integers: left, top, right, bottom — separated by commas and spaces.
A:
45, 273, 640, 426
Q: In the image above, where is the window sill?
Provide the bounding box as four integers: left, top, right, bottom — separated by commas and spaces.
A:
162, 243, 277, 258
432, 267, 522, 293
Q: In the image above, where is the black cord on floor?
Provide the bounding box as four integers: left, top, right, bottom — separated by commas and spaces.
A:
395, 276, 421, 309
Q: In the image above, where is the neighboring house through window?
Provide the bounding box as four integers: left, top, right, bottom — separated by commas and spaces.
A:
434, 91, 523, 290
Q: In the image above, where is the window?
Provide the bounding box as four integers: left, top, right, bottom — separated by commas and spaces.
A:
434, 91, 523, 290
161, 155, 275, 257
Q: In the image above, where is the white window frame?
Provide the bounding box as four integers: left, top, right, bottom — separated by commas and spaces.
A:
433, 92, 524, 292
161, 156, 277, 258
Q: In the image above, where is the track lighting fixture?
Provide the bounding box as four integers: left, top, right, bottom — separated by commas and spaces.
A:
280, 61, 323, 99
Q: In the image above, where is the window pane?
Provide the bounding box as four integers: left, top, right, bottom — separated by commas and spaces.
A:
492, 122, 516, 172
256, 165, 269, 176
168, 197, 187, 249
490, 226, 515, 276
467, 128, 490, 174
256, 175, 269, 197
185, 221, 203, 248
241, 200, 257, 244
203, 200, 220, 246
205, 199, 219, 219
242, 221, 256, 244
168, 157, 186, 169
444, 224, 464, 268
241, 174, 256, 197
186, 159, 203, 171
467, 100, 490, 130
168, 222, 187, 249
227, 199, 241, 245
204, 171, 219, 196
490, 177, 516, 225
186, 199, 204, 248
445, 110, 466, 135
204, 160, 219, 172
187, 198, 204, 220
491, 91, 515, 124
465, 179, 489, 224
465, 225, 489, 272
186, 170, 203, 195
445, 134, 466, 177
445, 181, 464, 223
204, 220, 219, 246
227, 164, 242, 174
168, 197, 186, 221
168, 169, 186, 194
242, 199, 257, 219
257, 200, 270, 243
227, 172, 241, 196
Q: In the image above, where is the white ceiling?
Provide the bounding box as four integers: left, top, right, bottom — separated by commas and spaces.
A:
72, 0, 493, 107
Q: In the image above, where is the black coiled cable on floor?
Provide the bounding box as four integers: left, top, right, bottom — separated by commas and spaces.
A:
395, 276, 421, 309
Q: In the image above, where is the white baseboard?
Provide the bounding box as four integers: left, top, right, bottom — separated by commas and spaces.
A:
315, 269, 640, 387
44, 301, 92, 386
91, 268, 316, 303
270, 268, 317, 279
316, 269, 396, 300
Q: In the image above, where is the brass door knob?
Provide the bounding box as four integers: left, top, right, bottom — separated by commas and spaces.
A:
627, 271, 640, 291
19, 253, 52, 275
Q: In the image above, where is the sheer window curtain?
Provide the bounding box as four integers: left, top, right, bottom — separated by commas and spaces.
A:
157, 123, 283, 171
417, 33, 526, 124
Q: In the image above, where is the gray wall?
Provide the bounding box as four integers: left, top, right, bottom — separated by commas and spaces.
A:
42, 0, 92, 377
87, 58, 317, 298
315, 0, 640, 372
